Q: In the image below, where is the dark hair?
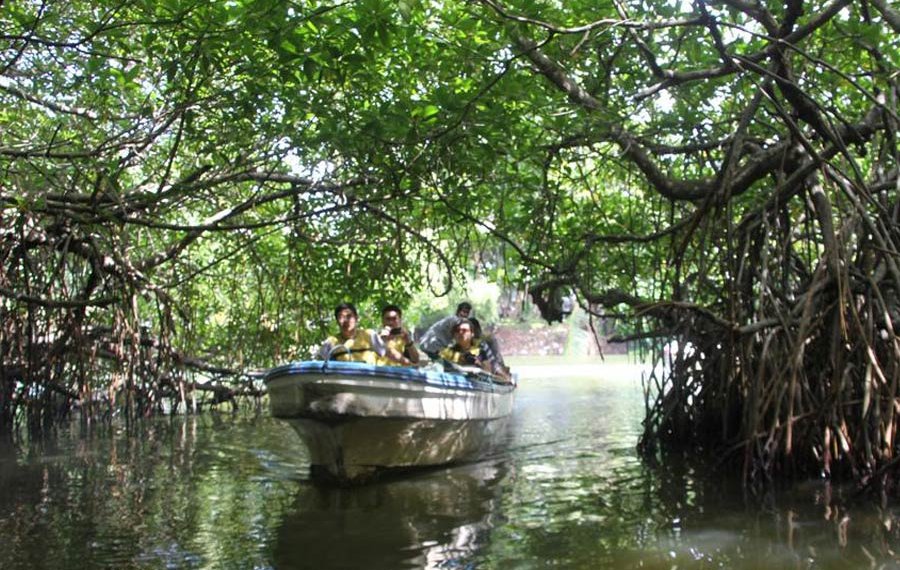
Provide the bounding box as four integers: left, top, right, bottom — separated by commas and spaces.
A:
334, 302, 358, 320
381, 304, 402, 317
468, 316, 483, 338
452, 318, 474, 334
456, 301, 472, 313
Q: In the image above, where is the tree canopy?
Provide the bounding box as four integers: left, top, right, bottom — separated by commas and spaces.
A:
2, 0, 899, 484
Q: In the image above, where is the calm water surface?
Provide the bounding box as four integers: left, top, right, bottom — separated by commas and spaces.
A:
1, 365, 899, 569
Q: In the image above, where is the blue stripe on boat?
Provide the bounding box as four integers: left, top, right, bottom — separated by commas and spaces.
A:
264, 360, 510, 393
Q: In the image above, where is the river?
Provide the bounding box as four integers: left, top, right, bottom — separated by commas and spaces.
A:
1, 364, 898, 569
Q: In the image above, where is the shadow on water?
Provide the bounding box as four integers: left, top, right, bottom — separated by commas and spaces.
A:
592, 453, 900, 569
2, 371, 900, 568
273, 461, 509, 570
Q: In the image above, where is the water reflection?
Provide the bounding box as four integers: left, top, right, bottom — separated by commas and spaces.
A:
610, 472, 900, 570
0, 415, 304, 570
1, 369, 900, 569
274, 462, 507, 569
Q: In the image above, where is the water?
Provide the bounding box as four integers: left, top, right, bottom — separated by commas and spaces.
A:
1, 366, 899, 569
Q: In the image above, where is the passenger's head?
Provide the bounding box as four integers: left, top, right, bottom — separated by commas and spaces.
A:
381, 304, 403, 327
455, 301, 472, 319
334, 302, 358, 321
333, 302, 359, 337
451, 318, 476, 346
468, 316, 483, 339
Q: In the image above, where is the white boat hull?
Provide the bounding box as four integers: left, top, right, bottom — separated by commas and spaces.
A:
265, 361, 515, 483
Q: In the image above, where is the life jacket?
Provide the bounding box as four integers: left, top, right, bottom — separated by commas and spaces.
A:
326, 329, 379, 365
383, 335, 415, 366
439, 343, 481, 366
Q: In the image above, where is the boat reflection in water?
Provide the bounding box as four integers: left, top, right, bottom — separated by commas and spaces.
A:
265, 360, 515, 484
273, 461, 509, 569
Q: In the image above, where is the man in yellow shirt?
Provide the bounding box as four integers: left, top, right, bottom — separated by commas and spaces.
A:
439, 319, 511, 382
317, 302, 387, 364
378, 304, 420, 366
419, 301, 472, 358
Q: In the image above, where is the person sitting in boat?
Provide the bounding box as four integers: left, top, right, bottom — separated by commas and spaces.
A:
419, 301, 473, 358
469, 316, 510, 378
378, 304, 420, 366
439, 318, 511, 382
317, 302, 388, 364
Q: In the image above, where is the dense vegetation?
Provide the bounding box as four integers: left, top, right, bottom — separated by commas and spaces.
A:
1, 0, 898, 487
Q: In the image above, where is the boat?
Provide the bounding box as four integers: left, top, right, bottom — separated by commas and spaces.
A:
264, 360, 515, 484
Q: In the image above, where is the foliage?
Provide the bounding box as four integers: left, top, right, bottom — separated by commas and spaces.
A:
1, 0, 899, 486
475, 0, 899, 486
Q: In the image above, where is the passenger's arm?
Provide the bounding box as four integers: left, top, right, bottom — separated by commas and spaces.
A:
384, 345, 409, 365
405, 341, 421, 364
400, 328, 420, 364
316, 340, 332, 360
373, 331, 411, 365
